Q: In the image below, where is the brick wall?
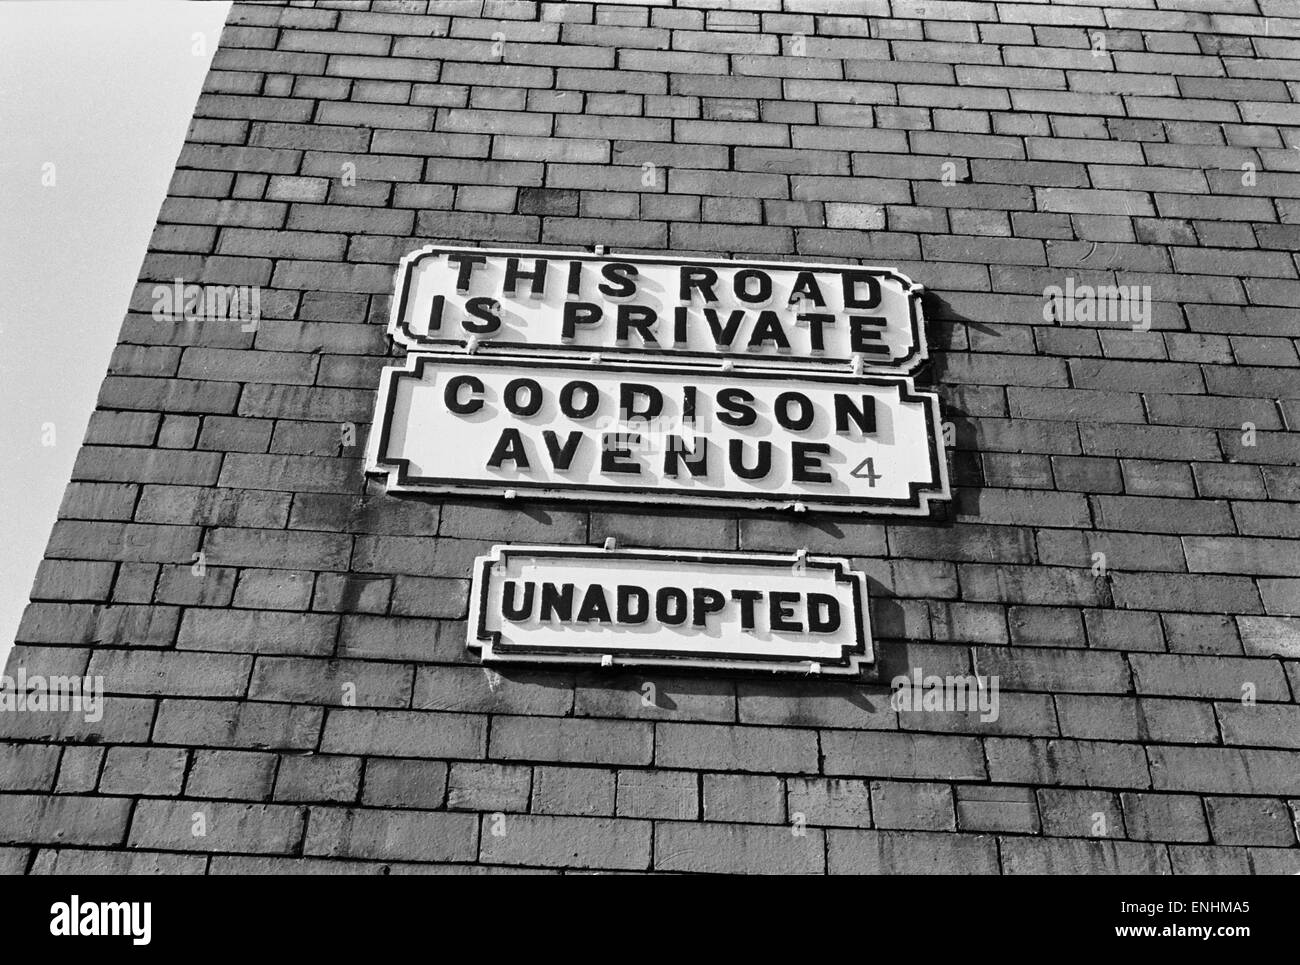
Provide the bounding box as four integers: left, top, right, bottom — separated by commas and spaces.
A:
3, 0, 1299, 874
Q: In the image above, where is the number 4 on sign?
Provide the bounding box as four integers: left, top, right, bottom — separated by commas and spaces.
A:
851, 457, 882, 486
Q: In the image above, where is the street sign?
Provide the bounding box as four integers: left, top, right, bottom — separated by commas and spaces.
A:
469, 544, 875, 676
366, 354, 949, 516
388, 245, 929, 374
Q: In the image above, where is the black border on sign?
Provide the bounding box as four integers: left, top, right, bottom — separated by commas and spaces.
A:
388, 244, 929, 374
469, 545, 874, 676
367, 354, 948, 515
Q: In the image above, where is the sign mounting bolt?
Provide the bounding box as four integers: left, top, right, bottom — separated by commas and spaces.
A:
465, 335, 480, 354
603, 537, 618, 551
503, 489, 517, 500
600, 654, 614, 667
850, 354, 864, 376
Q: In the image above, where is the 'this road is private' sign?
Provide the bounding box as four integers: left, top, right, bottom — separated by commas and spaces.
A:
389, 245, 928, 373
470, 545, 874, 676
367, 354, 949, 516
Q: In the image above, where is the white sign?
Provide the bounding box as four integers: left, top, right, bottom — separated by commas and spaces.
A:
367, 355, 949, 516
470, 545, 874, 676
389, 245, 928, 373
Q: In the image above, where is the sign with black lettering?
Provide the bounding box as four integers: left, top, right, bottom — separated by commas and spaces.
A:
388, 245, 928, 373
366, 355, 949, 516
470, 545, 874, 676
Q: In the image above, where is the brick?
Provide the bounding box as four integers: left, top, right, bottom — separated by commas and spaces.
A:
0, 795, 132, 847
480, 814, 650, 870
274, 755, 361, 803
955, 786, 1039, 834
703, 773, 785, 824
986, 738, 1150, 789
823, 731, 985, 781
657, 722, 817, 774
1205, 797, 1296, 846
616, 770, 697, 820
657, 821, 824, 874
447, 762, 531, 812
322, 710, 485, 759
828, 829, 998, 874
1149, 747, 1300, 796
187, 749, 277, 801
99, 747, 187, 796
1001, 838, 1170, 874
179, 610, 337, 656
533, 766, 614, 816
306, 807, 476, 862
361, 759, 448, 810
491, 716, 650, 766
870, 781, 953, 831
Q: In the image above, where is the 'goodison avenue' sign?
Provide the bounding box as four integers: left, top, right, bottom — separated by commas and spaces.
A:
367, 354, 949, 516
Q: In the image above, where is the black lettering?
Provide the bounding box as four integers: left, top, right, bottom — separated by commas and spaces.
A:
748, 311, 791, 349
619, 384, 663, 421
842, 270, 881, 310
501, 581, 534, 621
733, 268, 772, 304
807, 593, 841, 633
504, 378, 543, 417
663, 436, 708, 478
790, 271, 826, 306
692, 588, 726, 627
463, 296, 501, 334
601, 433, 641, 474
680, 266, 718, 302
798, 313, 834, 351
729, 439, 772, 480
576, 584, 612, 623
539, 583, 574, 622
487, 428, 529, 469
775, 391, 814, 431
447, 253, 486, 291
656, 587, 688, 625
792, 442, 832, 483
542, 430, 584, 471
559, 380, 599, 419
562, 301, 602, 338
673, 305, 688, 344
504, 257, 547, 296
703, 308, 745, 347
444, 375, 483, 414
599, 262, 638, 298
835, 394, 876, 434
617, 585, 649, 625
716, 388, 756, 427
769, 591, 802, 632
616, 304, 659, 344
849, 315, 888, 353
731, 589, 762, 630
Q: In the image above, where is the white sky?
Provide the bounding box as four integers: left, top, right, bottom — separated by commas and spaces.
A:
0, 1, 232, 674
